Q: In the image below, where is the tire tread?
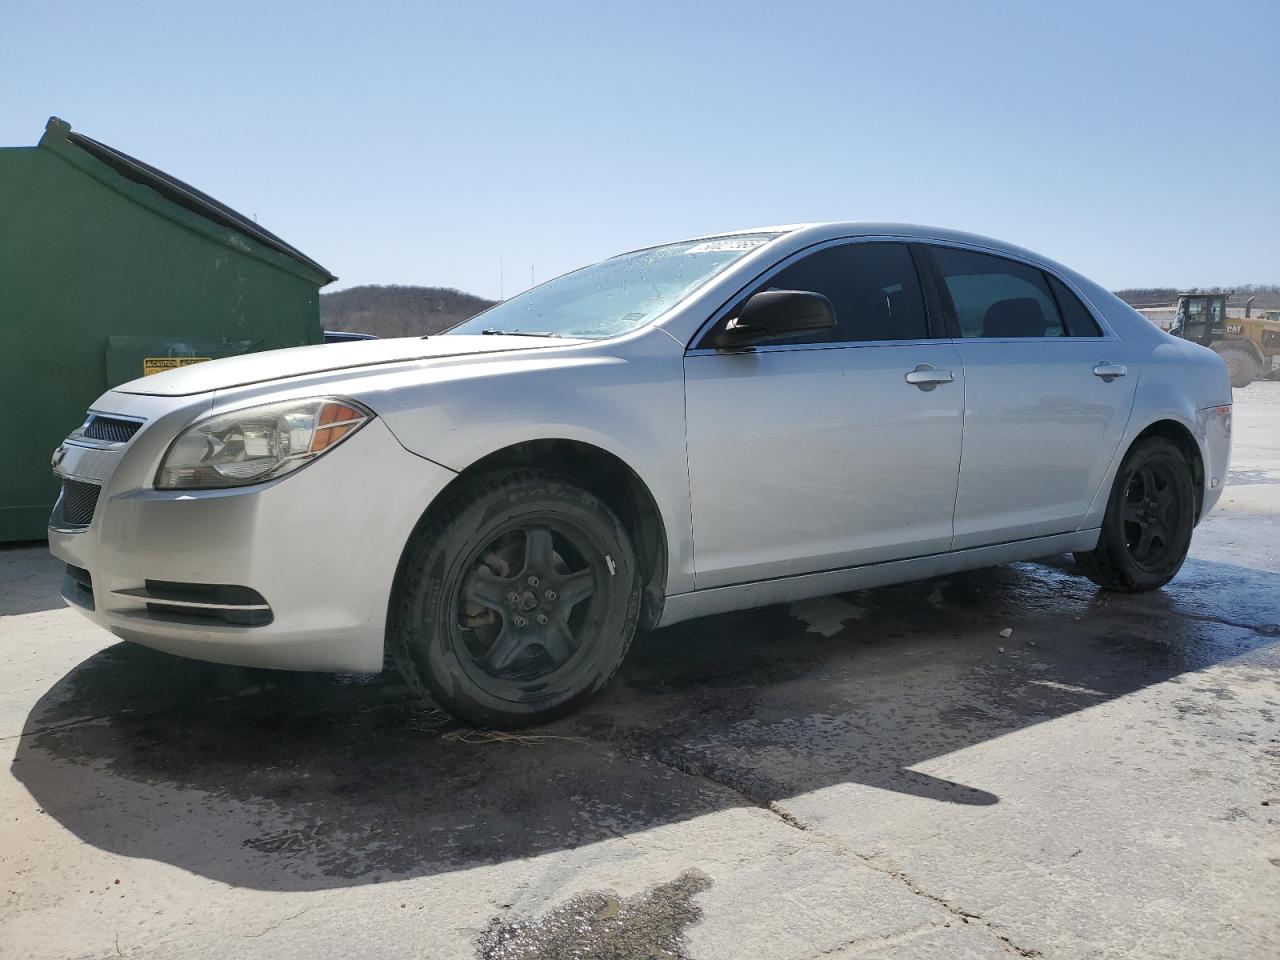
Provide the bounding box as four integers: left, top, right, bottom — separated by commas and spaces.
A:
1073, 437, 1192, 593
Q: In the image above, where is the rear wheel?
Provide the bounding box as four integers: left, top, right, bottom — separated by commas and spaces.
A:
1073, 437, 1195, 592
390, 470, 641, 728
1217, 345, 1259, 389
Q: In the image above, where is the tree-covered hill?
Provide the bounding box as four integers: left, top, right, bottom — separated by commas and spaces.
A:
1114, 284, 1280, 310
320, 285, 495, 338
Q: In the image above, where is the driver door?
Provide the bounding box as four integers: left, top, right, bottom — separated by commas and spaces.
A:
684, 241, 964, 589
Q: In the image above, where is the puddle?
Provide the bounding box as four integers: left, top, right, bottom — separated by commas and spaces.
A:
476, 870, 711, 960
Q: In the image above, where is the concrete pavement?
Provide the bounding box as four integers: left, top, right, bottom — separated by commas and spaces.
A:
2, 384, 1278, 960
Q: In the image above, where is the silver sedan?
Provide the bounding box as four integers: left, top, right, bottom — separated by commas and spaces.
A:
49, 223, 1233, 726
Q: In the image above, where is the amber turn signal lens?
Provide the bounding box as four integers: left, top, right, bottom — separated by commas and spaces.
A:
310, 402, 366, 453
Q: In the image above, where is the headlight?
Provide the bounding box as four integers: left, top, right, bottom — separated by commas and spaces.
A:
155, 398, 373, 490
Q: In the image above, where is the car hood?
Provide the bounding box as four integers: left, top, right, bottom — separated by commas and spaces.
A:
112, 335, 580, 397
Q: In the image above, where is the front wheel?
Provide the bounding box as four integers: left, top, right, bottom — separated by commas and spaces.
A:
390, 470, 641, 728
1073, 437, 1195, 592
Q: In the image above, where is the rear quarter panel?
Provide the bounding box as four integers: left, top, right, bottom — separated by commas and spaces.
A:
1080, 337, 1232, 529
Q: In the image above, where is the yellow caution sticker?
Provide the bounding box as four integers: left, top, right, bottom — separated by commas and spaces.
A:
143, 357, 211, 376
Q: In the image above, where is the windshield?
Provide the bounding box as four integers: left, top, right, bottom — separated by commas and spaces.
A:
447, 234, 782, 340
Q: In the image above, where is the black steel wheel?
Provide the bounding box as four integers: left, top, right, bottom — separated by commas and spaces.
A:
390, 470, 640, 727
453, 522, 608, 696
1074, 437, 1195, 592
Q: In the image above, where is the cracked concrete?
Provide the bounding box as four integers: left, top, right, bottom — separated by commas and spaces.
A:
600, 739, 1039, 956
2, 383, 1279, 959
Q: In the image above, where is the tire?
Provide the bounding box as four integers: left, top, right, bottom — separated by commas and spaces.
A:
1073, 437, 1195, 592
389, 469, 641, 728
1217, 346, 1259, 389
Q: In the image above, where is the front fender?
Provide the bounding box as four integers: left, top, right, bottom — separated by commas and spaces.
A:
364, 334, 696, 594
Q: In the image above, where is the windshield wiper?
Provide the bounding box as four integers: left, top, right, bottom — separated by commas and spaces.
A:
480, 328, 561, 338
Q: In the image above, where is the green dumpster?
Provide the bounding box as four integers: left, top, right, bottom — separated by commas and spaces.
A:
0, 118, 336, 541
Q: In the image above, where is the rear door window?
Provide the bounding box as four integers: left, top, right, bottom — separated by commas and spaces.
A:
930, 247, 1067, 338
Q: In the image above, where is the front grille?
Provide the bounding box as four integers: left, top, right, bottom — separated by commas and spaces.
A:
60, 479, 101, 526
83, 415, 142, 443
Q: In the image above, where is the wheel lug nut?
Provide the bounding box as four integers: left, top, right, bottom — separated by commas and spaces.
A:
513, 615, 527, 627
528, 575, 540, 587
544, 589, 557, 601
508, 592, 521, 604
536, 613, 548, 625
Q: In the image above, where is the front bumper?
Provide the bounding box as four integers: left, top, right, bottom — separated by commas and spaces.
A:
49, 406, 455, 673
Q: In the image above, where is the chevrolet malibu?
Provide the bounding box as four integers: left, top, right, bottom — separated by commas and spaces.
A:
49, 223, 1233, 726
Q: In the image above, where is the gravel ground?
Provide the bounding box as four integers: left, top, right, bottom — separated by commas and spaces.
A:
1235, 379, 1280, 406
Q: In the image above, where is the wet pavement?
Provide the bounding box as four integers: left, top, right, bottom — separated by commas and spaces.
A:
475, 870, 712, 960
3, 383, 1279, 960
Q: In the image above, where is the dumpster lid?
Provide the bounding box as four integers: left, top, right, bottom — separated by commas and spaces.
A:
46, 117, 337, 284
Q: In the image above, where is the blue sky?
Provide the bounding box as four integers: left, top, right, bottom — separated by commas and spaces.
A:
5, 1, 1277, 297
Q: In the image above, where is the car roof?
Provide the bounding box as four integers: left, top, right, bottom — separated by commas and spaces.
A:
659, 222, 1075, 280
695, 222, 1050, 260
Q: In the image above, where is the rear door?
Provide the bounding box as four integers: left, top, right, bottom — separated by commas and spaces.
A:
684, 240, 965, 588
923, 245, 1139, 548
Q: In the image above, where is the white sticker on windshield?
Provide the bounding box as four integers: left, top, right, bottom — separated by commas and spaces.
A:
686, 238, 771, 254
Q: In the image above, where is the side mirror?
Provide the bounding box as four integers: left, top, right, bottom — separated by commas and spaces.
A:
710, 289, 836, 348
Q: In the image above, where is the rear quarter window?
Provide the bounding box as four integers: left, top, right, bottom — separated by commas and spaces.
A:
1046, 274, 1104, 337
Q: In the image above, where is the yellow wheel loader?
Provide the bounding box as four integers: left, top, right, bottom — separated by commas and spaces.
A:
1168, 293, 1280, 388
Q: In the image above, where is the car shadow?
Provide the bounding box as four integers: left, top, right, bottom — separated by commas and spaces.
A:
10, 554, 1279, 891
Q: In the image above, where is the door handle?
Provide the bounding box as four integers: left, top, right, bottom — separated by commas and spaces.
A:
1092, 362, 1127, 382
904, 363, 955, 390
